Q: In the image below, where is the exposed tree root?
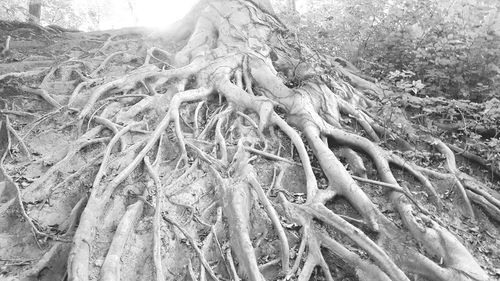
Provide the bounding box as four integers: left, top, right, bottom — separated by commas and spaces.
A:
1, 119, 67, 242
163, 215, 220, 281
21, 242, 70, 279
351, 174, 431, 215
19, 85, 62, 108
426, 138, 500, 222
447, 142, 500, 179
1, 35, 10, 56
100, 197, 144, 281
144, 156, 165, 281
1, 1, 498, 281
0, 109, 39, 118
90, 51, 127, 78
5, 120, 31, 159
60, 194, 89, 236
22, 126, 108, 202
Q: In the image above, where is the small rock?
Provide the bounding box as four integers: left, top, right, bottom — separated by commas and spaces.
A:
94, 259, 104, 267
469, 226, 479, 233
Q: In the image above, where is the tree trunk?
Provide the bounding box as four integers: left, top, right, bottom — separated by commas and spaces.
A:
67, 0, 490, 279
28, 0, 42, 23
0, 0, 497, 281
287, 0, 297, 12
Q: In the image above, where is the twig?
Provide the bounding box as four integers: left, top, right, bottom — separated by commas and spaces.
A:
91, 51, 126, 78
102, 94, 149, 103
226, 248, 241, 281
199, 207, 223, 281
162, 215, 220, 281
339, 214, 368, 228
60, 195, 89, 236
258, 258, 280, 271
249, 175, 289, 273
243, 145, 298, 166
352, 175, 403, 193
87, 100, 111, 132
1, 35, 11, 55
6, 123, 31, 159
22, 108, 62, 140
351, 175, 430, 215
194, 101, 205, 136
236, 111, 258, 128
164, 159, 199, 198
67, 80, 96, 106
187, 259, 197, 281
40, 59, 87, 87
93, 122, 142, 188
19, 85, 62, 108
0, 109, 38, 118
286, 226, 307, 279
266, 165, 278, 197
185, 142, 223, 169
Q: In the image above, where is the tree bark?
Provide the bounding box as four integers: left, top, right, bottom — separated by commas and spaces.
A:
28, 0, 42, 23
287, 0, 297, 12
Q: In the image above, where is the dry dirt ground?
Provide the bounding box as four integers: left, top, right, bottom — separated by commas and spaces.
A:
0, 18, 499, 281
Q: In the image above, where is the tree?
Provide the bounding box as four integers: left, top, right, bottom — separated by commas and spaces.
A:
27, 0, 41, 23
0, 0, 27, 22
0, 0, 498, 281
287, 0, 297, 12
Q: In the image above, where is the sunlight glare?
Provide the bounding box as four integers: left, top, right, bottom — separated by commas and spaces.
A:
133, 0, 198, 28
91, 0, 198, 30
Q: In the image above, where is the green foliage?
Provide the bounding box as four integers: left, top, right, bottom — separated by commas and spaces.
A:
388, 70, 425, 95
0, 0, 28, 22
277, 0, 500, 101
273, 0, 500, 169
42, 0, 84, 29
395, 92, 500, 169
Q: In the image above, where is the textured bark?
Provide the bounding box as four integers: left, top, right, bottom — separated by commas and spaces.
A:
28, 0, 42, 23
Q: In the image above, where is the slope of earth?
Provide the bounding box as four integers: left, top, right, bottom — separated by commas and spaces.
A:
0, 2, 499, 280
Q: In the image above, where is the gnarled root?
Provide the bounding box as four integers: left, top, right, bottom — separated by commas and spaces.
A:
100, 197, 144, 281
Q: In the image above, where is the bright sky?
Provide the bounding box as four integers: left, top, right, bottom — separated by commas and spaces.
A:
127, 0, 198, 28
75, 0, 198, 31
